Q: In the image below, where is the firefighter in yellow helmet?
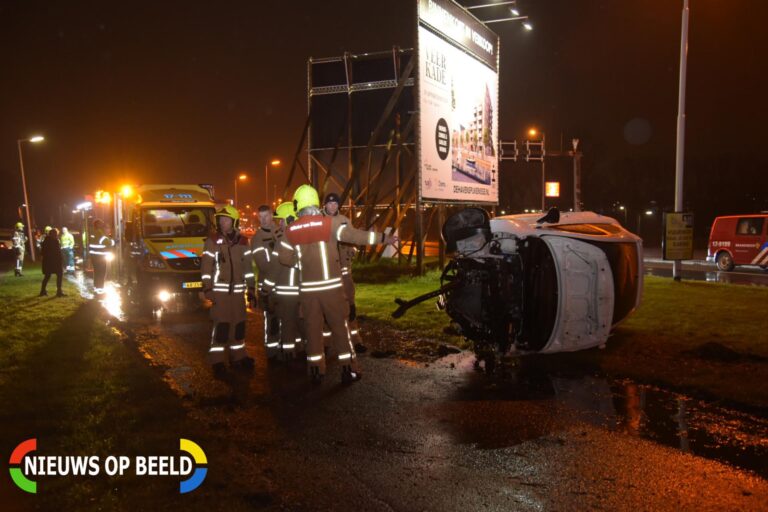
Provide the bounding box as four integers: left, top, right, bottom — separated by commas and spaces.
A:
201, 204, 256, 375
12, 222, 27, 277
278, 185, 397, 384
269, 201, 303, 360
250, 204, 280, 359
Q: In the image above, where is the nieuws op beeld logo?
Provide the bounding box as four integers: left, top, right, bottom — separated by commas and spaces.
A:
9, 438, 207, 494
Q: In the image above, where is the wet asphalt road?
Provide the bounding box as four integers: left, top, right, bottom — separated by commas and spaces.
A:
97, 282, 768, 511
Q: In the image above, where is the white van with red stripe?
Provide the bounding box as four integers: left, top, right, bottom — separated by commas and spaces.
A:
707, 214, 768, 271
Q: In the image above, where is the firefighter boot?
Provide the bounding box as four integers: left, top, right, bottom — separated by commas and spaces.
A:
310, 366, 324, 385
341, 365, 362, 385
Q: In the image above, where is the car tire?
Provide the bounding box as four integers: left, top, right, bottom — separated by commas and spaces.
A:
716, 251, 735, 272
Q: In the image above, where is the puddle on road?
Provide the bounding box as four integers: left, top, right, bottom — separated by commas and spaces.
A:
440, 353, 768, 478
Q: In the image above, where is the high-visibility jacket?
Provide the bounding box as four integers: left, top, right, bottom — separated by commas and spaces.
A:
325, 213, 358, 278
12, 229, 26, 250
277, 214, 386, 293
89, 230, 114, 258
271, 230, 300, 298
249, 227, 278, 292
201, 231, 255, 295
60, 232, 75, 250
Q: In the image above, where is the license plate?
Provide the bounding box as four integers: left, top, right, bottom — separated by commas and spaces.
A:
182, 281, 203, 289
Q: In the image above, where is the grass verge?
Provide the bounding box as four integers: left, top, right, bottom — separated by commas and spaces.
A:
0, 265, 245, 510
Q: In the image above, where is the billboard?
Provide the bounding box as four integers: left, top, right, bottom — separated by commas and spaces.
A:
417, 0, 499, 204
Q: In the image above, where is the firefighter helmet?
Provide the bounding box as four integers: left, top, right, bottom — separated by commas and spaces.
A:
293, 184, 320, 213
15, 222, 24, 230
274, 202, 296, 224
324, 192, 341, 205
215, 204, 241, 229
44, 226, 52, 234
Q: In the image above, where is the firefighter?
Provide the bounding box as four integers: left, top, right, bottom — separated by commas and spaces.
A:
278, 185, 397, 384
201, 205, 256, 374
60, 226, 76, 274
12, 222, 26, 277
89, 219, 114, 294
323, 192, 364, 347
250, 205, 280, 359
270, 202, 303, 360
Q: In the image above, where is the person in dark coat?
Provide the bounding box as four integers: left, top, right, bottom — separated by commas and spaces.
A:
40, 228, 65, 297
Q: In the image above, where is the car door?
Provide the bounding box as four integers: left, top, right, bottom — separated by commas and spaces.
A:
752, 217, 768, 267
734, 217, 764, 265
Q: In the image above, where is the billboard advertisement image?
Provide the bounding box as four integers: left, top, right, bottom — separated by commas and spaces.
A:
418, 0, 500, 204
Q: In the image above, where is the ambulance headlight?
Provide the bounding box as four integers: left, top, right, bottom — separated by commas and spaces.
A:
158, 290, 172, 302
147, 255, 166, 269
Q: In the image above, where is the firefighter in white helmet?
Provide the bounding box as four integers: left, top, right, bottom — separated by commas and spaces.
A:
278, 185, 397, 384
250, 204, 281, 359
201, 205, 256, 375
323, 192, 364, 348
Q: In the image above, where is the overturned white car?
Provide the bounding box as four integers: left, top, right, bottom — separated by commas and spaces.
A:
393, 208, 643, 363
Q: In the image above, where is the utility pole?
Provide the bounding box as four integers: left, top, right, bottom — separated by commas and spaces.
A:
572, 138, 582, 212
673, 0, 690, 281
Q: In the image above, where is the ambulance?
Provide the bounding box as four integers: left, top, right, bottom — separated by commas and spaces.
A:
122, 185, 217, 307
707, 214, 768, 271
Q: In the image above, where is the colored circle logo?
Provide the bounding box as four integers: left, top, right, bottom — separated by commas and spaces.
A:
179, 439, 207, 494
9, 438, 37, 493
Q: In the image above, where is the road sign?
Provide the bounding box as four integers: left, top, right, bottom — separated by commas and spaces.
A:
663, 212, 694, 260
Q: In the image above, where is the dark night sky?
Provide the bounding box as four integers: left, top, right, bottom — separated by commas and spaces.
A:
2, 0, 767, 227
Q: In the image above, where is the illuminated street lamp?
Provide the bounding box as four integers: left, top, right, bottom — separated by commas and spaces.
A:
264, 159, 281, 206
16, 134, 45, 261
234, 173, 247, 209
527, 127, 546, 211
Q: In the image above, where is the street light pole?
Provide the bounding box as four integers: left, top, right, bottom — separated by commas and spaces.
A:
17, 135, 44, 262
673, 0, 690, 281
541, 132, 546, 212
234, 174, 247, 209
264, 159, 281, 207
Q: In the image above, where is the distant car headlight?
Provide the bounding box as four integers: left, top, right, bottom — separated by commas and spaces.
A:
158, 290, 172, 302
104, 252, 115, 262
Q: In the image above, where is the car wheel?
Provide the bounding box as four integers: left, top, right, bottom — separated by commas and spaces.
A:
716, 251, 735, 272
